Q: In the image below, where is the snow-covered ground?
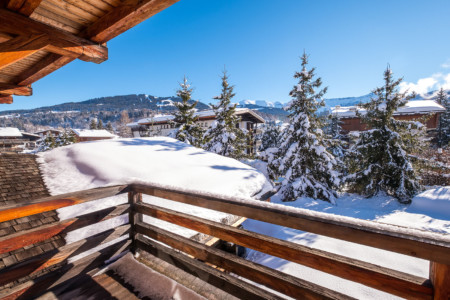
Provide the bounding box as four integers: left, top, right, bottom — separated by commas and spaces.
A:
243, 185, 450, 299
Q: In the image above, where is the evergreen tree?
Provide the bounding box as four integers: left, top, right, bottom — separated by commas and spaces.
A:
437, 88, 450, 147
106, 122, 114, 133
345, 67, 422, 203
168, 77, 204, 147
97, 119, 104, 129
202, 71, 247, 159
117, 111, 132, 138
258, 122, 282, 161
268, 53, 339, 203
89, 119, 97, 130
325, 113, 347, 159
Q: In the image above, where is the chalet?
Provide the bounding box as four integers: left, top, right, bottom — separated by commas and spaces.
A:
0, 127, 39, 152
331, 100, 446, 133
35, 129, 62, 138
71, 129, 116, 143
127, 108, 265, 154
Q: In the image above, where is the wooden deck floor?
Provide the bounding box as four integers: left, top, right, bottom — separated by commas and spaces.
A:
37, 270, 145, 300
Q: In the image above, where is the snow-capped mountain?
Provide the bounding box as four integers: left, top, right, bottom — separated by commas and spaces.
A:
238, 99, 284, 109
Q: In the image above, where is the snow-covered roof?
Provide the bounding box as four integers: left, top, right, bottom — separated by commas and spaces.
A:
0, 127, 22, 137
332, 100, 445, 118
35, 129, 62, 134
131, 108, 265, 126
71, 129, 115, 138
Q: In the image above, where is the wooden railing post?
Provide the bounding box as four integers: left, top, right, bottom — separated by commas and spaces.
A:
430, 261, 450, 299
128, 190, 143, 254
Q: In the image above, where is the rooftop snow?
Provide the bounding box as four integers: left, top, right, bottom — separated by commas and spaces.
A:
0, 127, 22, 137
71, 129, 115, 138
332, 100, 445, 118
38, 137, 269, 199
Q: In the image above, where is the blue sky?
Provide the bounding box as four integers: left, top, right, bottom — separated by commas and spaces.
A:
3, 0, 450, 111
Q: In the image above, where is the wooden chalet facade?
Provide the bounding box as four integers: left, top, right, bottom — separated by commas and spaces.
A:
332, 100, 446, 133
71, 129, 115, 143
0, 127, 39, 152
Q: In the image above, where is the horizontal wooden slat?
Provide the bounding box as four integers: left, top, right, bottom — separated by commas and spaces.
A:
135, 222, 352, 300
0, 184, 128, 223
0, 224, 130, 287
136, 238, 285, 300
0, 204, 129, 255
135, 202, 432, 299
0, 239, 130, 300
132, 184, 450, 265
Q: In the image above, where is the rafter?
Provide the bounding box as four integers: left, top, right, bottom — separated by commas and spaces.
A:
83, 0, 180, 43
0, 94, 13, 104
6, 0, 43, 16
0, 82, 32, 96
0, 8, 108, 66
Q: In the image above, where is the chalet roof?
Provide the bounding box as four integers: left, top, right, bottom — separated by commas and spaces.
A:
0, 0, 179, 104
0, 127, 22, 137
131, 108, 265, 126
332, 100, 446, 118
35, 129, 62, 134
72, 129, 115, 138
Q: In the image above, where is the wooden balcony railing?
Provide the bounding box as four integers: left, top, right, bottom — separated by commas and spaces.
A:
0, 183, 449, 299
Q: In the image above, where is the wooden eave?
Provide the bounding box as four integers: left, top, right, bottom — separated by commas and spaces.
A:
0, 0, 179, 104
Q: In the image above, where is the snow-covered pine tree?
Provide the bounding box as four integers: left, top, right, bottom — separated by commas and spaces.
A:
89, 119, 97, 130
437, 88, 450, 147
345, 67, 422, 203
106, 122, 114, 133
97, 119, 104, 129
36, 134, 56, 152
202, 71, 247, 159
258, 122, 282, 161
268, 53, 339, 203
169, 77, 204, 147
326, 113, 347, 158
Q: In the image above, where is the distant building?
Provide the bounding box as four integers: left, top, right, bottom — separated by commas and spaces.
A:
71, 129, 116, 143
331, 100, 446, 133
127, 108, 265, 154
0, 127, 39, 152
35, 129, 62, 138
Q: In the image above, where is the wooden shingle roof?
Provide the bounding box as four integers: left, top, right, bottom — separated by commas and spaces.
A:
0, 0, 179, 104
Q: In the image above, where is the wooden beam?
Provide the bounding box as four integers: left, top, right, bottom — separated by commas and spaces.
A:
82, 0, 180, 43
0, 8, 108, 64
430, 262, 450, 299
0, 34, 48, 70
7, 0, 43, 16
131, 184, 450, 265
0, 94, 13, 104
0, 184, 128, 223
135, 202, 433, 299
0, 82, 32, 95
0, 203, 129, 255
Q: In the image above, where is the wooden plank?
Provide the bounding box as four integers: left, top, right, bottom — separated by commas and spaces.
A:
0, 203, 129, 255
0, 94, 13, 104
430, 262, 450, 299
136, 238, 285, 300
135, 202, 432, 299
0, 184, 128, 222
0, 82, 31, 96
128, 191, 142, 252
0, 224, 130, 286
0, 8, 108, 64
0, 34, 47, 71
7, 0, 43, 16
135, 222, 353, 300
0, 239, 130, 300
81, 0, 180, 43
15, 53, 75, 86
132, 184, 450, 265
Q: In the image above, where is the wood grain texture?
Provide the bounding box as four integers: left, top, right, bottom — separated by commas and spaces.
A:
0, 35, 47, 70
430, 262, 450, 300
135, 202, 432, 299
0, 94, 13, 103
0, 203, 129, 254
0, 82, 32, 95
7, 0, 43, 16
135, 222, 353, 300
0, 184, 127, 222
131, 184, 450, 265
82, 0, 180, 43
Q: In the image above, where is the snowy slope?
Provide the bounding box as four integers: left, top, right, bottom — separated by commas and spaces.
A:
238, 99, 284, 108
243, 188, 450, 299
